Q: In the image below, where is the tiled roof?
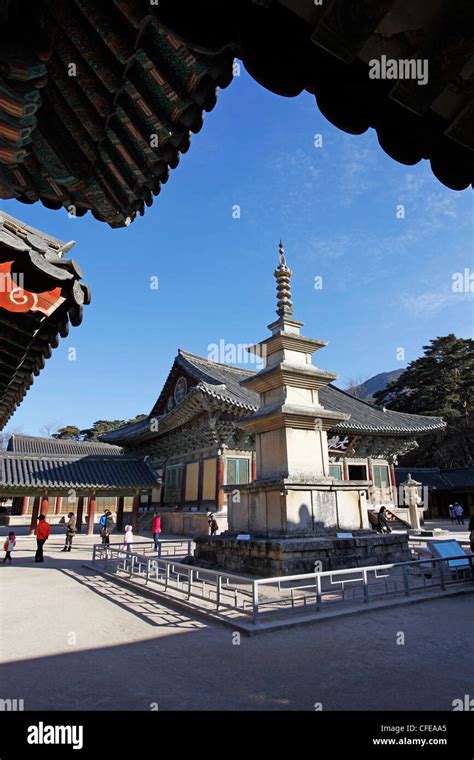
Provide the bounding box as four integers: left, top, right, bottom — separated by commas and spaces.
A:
104, 350, 446, 443
0, 1, 233, 227
441, 469, 474, 489
181, 352, 445, 435
318, 386, 445, 435
0, 453, 159, 491
0, 211, 90, 430
395, 468, 449, 490
177, 350, 258, 411
396, 468, 474, 490
7, 434, 122, 457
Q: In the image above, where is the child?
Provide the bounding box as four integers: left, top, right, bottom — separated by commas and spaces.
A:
123, 524, 134, 554
210, 516, 218, 536
3, 532, 16, 563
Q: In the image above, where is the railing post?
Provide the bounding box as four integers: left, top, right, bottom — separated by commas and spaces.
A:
252, 581, 259, 625
402, 564, 410, 596
146, 559, 150, 585
316, 573, 322, 611
158, 541, 161, 559
165, 561, 170, 590
438, 559, 446, 591
217, 575, 222, 610
188, 569, 193, 599
363, 569, 369, 603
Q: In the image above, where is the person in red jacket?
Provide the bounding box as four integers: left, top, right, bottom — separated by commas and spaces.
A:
35, 514, 51, 563
152, 513, 161, 551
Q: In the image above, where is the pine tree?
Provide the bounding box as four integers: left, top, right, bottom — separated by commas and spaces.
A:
374, 335, 474, 467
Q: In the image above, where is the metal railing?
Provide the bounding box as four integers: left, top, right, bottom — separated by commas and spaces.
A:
103, 538, 193, 558
252, 554, 474, 622
92, 545, 474, 627
92, 544, 255, 620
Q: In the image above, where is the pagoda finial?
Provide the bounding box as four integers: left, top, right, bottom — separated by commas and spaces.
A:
279, 239, 286, 266
274, 240, 293, 317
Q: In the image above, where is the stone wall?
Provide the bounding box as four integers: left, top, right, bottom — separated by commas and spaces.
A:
194, 531, 411, 576
137, 510, 228, 537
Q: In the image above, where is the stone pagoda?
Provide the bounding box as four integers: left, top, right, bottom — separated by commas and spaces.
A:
195, 243, 410, 575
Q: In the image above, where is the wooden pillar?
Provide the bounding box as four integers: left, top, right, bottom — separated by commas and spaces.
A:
216, 454, 225, 512
160, 469, 166, 507
132, 492, 140, 533
55, 496, 62, 515
21, 496, 29, 515
180, 467, 186, 508
87, 493, 96, 536
40, 494, 49, 517
389, 462, 398, 505
197, 460, 204, 510
116, 496, 124, 531
29, 497, 40, 535
76, 496, 85, 533
251, 452, 257, 483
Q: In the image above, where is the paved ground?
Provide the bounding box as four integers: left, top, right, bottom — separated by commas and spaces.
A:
1, 524, 473, 711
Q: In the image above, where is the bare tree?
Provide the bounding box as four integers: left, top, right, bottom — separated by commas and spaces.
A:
39, 421, 61, 438
0, 426, 25, 450
343, 375, 369, 400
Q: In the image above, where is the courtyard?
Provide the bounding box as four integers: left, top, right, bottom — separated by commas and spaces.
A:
1, 523, 473, 712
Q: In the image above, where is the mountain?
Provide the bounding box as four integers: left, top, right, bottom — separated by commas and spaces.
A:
348, 369, 405, 402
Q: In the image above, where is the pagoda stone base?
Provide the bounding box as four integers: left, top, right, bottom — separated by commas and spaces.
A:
194, 530, 411, 577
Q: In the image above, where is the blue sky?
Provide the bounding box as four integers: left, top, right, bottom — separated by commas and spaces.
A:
1, 68, 473, 436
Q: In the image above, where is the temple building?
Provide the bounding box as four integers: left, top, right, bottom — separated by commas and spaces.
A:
104, 245, 445, 537
0, 434, 159, 534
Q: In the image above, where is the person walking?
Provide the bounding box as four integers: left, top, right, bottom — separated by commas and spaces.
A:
454, 502, 464, 525
2, 531, 16, 563
152, 512, 161, 551
448, 504, 455, 524
123, 524, 134, 554
35, 514, 51, 563
99, 509, 114, 545
469, 516, 474, 554
377, 506, 392, 534
209, 514, 218, 536
61, 512, 77, 552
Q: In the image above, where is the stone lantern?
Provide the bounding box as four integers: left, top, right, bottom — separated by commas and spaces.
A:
401, 473, 422, 531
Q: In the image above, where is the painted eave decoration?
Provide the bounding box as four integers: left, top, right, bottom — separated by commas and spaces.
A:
0, 0, 233, 228
0, 211, 90, 430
